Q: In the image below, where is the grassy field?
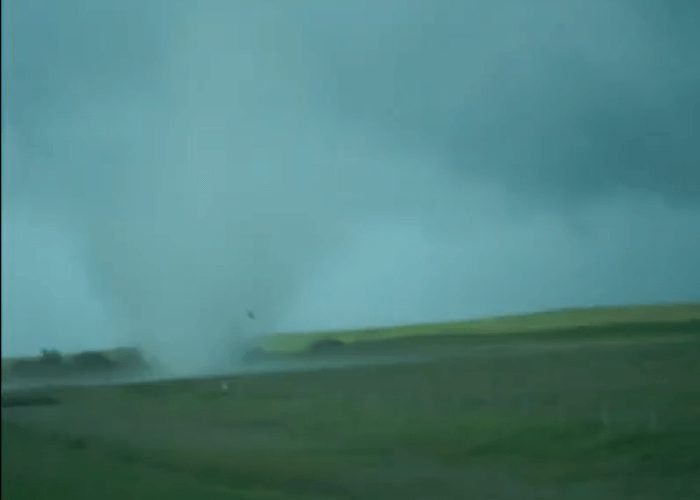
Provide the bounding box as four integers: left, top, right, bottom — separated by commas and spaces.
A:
3, 304, 700, 499
261, 302, 700, 352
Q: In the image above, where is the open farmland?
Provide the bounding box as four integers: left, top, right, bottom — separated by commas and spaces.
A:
3, 304, 700, 499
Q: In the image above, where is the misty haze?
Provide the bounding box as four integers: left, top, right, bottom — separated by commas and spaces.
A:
2, 1, 699, 499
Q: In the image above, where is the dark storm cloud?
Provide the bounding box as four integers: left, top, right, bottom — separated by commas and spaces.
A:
5, 0, 700, 204
294, 0, 700, 203
2, 0, 699, 365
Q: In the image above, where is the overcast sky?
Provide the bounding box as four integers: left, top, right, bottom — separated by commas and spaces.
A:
2, 0, 699, 366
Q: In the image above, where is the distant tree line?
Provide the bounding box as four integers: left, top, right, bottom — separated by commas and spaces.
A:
8, 348, 149, 380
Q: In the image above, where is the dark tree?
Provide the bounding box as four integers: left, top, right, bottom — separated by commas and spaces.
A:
308, 339, 346, 353
73, 351, 114, 371
39, 349, 63, 366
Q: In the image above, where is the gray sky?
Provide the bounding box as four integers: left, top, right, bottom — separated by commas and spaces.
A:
2, 0, 699, 366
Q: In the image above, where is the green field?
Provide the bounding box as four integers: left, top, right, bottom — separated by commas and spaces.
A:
261, 302, 700, 352
3, 304, 700, 499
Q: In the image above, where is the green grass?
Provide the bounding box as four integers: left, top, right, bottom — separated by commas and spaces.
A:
2, 422, 314, 500
261, 303, 700, 353
3, 303, 700, 499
